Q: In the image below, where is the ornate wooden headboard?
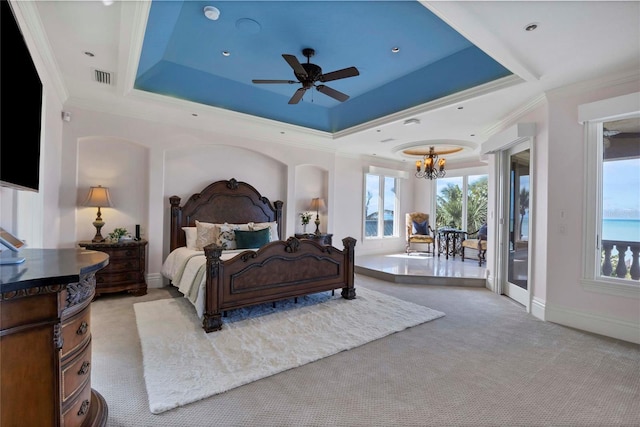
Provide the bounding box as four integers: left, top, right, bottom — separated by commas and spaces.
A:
169, 178, 284, 252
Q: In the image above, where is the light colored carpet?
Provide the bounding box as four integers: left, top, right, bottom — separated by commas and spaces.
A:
133, 286, 444, 414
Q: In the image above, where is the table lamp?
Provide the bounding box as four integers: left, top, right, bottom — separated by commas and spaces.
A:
83, 185, 113, 242
309, 197, 326, 235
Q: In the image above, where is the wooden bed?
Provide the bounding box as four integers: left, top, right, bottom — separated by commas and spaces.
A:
169, 178, 356, 332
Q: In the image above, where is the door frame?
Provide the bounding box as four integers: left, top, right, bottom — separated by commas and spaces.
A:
481, 123, 536, 313
500, 142, 532, 308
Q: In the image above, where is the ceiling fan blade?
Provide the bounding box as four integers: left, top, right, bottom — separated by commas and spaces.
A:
319, 66, 359, 83
252, 79, 297, 84
282, 54, 308, 78
288, 87, 307, 104
316, 84, 349, 102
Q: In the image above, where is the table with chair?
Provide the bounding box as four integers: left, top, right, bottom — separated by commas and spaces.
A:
436, 227, 466, 260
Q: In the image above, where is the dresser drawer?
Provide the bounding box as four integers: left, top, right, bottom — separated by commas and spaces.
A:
101, 257, 140, 273
62, 380, 92, 427
61, 340, 91, 403
61, 308, 91, 359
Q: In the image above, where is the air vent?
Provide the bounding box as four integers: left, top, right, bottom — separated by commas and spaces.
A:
92, 68, 114, 85
380, 138, 395, 143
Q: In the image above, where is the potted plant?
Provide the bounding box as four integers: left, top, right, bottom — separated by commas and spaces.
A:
108, 227, 131, 242
300, 212, 312, 233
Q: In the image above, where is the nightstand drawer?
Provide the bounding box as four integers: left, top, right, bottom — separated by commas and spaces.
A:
106, 246, 141, 260
102, 258, 140, 273
96, 271, 141, 285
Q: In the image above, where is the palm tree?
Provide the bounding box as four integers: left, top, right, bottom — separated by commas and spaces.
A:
519, 187, 529, 239
436, 183, 463, 229
467, 177, 488, 232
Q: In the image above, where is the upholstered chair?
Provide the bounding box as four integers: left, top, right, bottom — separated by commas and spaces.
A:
461, 225, 487, 266
406, 212, 435, 255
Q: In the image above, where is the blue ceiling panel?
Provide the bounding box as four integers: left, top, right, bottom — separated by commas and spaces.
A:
135, 0, 513, 133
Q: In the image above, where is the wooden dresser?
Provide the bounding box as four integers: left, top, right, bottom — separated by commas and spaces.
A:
78, 240, 147, 297
0, 248, 109, 427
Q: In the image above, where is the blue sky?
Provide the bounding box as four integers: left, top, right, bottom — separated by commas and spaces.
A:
603, 158, 640, 218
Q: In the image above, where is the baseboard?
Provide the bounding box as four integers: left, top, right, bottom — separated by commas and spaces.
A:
545, 303, 639, 344
146, 272, 164, 289
531, 297, 546, 321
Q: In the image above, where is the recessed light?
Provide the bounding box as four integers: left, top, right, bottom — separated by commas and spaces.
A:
525, 23, 538, 31
391, 47, 400, 53
204, 6, 220, 21
457, 106, 464, 110
192, 113, 198, 117
404, 118, 420, 126
470, 134, 475, 137
280, 131, 285, 134
222, 51, 230, 57
84, 51, 95, 57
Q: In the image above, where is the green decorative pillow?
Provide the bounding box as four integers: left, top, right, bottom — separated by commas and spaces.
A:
234, 227, 271, 249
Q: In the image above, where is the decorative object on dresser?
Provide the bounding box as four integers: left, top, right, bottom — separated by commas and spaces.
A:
82, 185, 113, 242
78, 239, 148, 296
294, 232, 333, 246
0, 248, 109, 427
166, 178, 357, 333
309, 197, 326, 235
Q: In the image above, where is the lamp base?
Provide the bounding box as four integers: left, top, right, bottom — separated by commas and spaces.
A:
92, 220, 106, 243
314, 218, 320, 235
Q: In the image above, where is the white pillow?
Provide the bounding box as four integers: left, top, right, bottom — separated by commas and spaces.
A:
195, 220, 219, 250
182, 226, 197, 250
216, 223, 251, 250
250, 221, 279, 241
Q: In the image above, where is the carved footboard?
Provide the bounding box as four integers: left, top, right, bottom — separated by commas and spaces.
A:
202, 236, 356, 332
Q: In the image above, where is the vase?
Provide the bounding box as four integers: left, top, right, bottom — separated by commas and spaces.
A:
303, 224, 307, 233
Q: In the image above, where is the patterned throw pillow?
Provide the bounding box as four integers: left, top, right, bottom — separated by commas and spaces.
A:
215, 223, 252, 250
412, 219, 429, 235
194, 221, 219, 251
234, 227, 271, 249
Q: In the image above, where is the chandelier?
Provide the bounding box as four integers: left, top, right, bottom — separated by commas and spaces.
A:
415, 146, 446, 180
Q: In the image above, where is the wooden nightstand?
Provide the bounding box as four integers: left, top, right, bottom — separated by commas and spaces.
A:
78, 239, 148, 297
294, 233, 333, 246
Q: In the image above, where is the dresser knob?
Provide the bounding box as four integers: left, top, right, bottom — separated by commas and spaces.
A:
78, 361, 91, 375
77, 400, 90, 416
76, 321, 88, 335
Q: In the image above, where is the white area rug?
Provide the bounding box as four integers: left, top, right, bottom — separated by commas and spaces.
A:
134, 287, 445, 414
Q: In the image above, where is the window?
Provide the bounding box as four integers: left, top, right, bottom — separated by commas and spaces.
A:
436, 174, 488, 232
364, 173, 399, 238
580, 92, 639, 296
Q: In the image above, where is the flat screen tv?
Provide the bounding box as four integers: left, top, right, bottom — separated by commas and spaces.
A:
1, 0, 43, 192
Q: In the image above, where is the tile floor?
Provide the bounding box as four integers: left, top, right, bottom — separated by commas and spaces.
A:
355, 251, 487, 287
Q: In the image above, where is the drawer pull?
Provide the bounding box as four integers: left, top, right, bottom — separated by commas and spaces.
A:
76, 321, 88, 335
77, 400, 90, 416
78, 361, 91, 375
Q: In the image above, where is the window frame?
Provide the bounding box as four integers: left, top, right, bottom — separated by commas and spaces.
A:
363, 172, 400, 240
579, 93, 640, 298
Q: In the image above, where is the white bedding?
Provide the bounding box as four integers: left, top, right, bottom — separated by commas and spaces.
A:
161, 247, 250, 318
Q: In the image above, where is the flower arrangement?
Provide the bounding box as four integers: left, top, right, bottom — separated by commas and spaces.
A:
300, 212, 312, 226
108, 227, 130, 242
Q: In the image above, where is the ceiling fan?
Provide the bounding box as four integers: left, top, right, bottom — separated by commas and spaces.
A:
252, 48, 359, 105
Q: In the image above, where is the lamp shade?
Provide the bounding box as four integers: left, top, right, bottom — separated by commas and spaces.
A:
83, 185, 113, 208
309, 197, 326, 212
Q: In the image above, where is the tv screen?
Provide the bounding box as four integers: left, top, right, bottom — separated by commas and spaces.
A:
1, 0, 43, 192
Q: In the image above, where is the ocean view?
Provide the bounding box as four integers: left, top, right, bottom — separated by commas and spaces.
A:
603, 218, 640, 242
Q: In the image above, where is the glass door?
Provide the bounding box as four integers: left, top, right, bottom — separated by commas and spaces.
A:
503, 145, 530, 306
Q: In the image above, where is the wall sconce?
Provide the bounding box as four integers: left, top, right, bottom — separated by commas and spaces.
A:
309, 197, 326, 235
83, 185, 113, 242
